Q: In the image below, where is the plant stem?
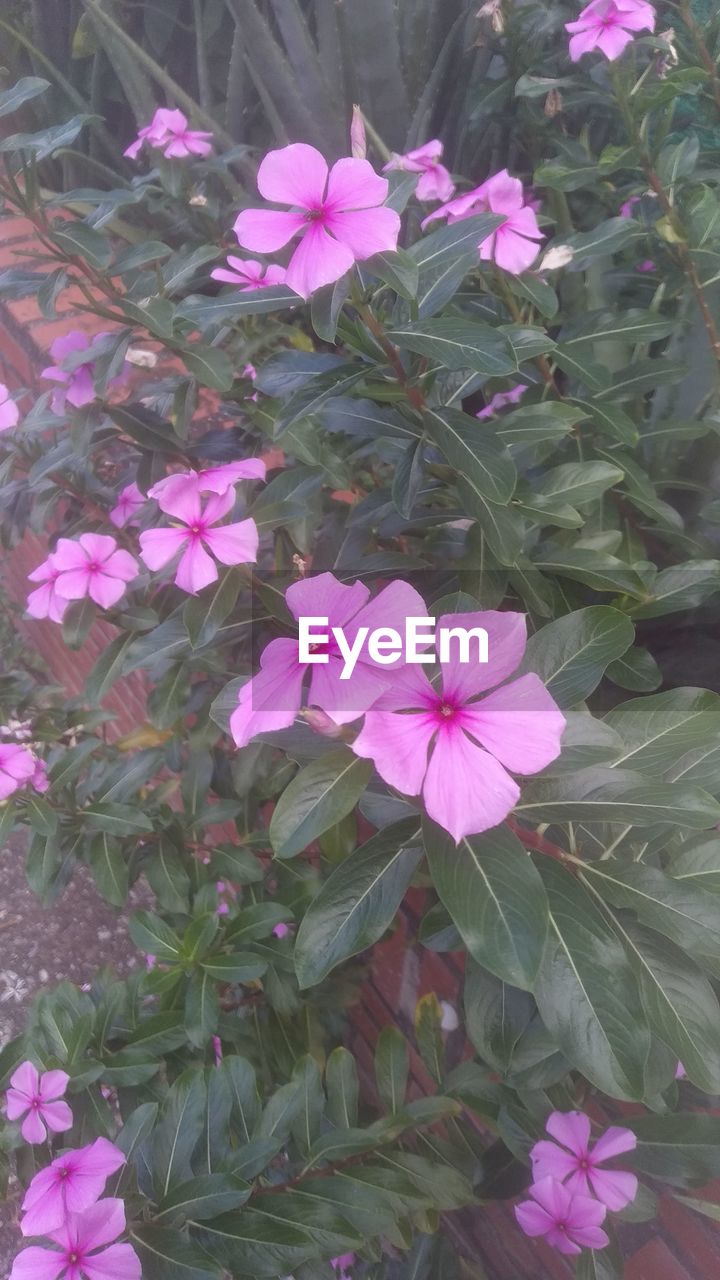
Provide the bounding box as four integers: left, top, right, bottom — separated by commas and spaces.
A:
354, 301, 426, 413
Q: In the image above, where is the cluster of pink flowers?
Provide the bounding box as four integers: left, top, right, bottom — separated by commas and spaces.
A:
424, 168, 544, 274
41, 332, 129, 417
566, 0, 655, 62
0, 382, 20, 432
0, 744, 48, 801
230, 572, 565, 842
515, 1111, 638, 1256
124, 107, 213, 160
28, 534, 139, 622
6, 1065, 140, 1279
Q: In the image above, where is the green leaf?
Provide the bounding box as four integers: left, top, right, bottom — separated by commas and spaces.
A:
391, 438, 425, 519
291, 1055, 325, 1155
177, 287, 301, 329
85, 633, 136, 702
533, 860, 650, 1099
364, 248, 419, 300
108, 403, 188, 456
200, 953, 267, 982
424, 820, 548, 990
269, 747, 373, 859
88, 834, 128, 907
517, 768, 720, 827
565, 217, 644, 261
606, 647, 662, 693
82, 803, 153, 836
62, 598, 97, 650
52, 221, 113, 269
181, 346, 234, 392
424, 407, 516, 504
604, 688, 720, 775
535, 462, 624, 507
0, 114, 94, 160
387, 319, 517, 377
131, 1226, 221, 1280
530, 549, 647, 597
519, 607, 635, 708
375, 1026, 409, 1114
184, 571, 241, 648
128, 910, 182, 961
222, 1055, 261, 1142
410, 212, 504, 272
629, 561, 720, 619
275, 365, 367, 434
157, 1174, 251, 1224
152, 1068, 207, 1197
294, 818, 422, 987
494, 401, 584, 446
326, 1047, 359, 1129
461, 485, 525, 564
464, 960, 534, 1075
185, 971, 219, 1048
0, 77, 50, 118
629, 1114, 720, 1184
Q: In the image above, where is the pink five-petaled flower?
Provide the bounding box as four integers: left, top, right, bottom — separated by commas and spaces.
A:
352, 610, 565, 843
476, 384, 526, 420
52, 534, 138, 611
0, 383, 19, 431
0, 744, 36, 801
530, 1111, 638, 1211
124, 107, 213, 160
12, 1197, 141, 1280
423, 169, 544, 275
384, 140, 455, 203
565, 0, 656, 62
26, 556, 69, 624
20, 1137, 126, 1237
41, 332, 127, 417
211, 256, 287, 291
234, 142, 401, 299
139, 487, 258, 594
515, 1177, 609, 1256
229, 572, 427, 748
110, 483, 144, 529
6, 1062, 72, 1145
148, 459, 266, 509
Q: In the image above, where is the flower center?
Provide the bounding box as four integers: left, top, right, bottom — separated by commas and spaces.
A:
31, 1098, 40, 1110
69, 1253, 79, 1264
189, 522, 206, 537
86, 561, 102, 574
304, 207, 327, 224
439, 702, 455, 718
58, 1167, 69, 1179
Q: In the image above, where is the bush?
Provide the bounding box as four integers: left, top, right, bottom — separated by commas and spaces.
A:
1, 2, 720, 1277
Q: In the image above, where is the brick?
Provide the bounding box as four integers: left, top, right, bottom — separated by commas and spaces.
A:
627, 1239, 694, 1280
659, 1193, 720, 1276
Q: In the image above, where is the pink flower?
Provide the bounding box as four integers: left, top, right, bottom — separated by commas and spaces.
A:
30, 759, 50, 794
229, 572, 427, 748
384, 140, 455, 203
110, 483, 144, 529
0, 744, 36, 800
20, 1137, 126, 1236
352, 611, 565, 843
148, 459, 266, 509
26, 556, 69, 624
620, 194, 641, 217
476, 384, 526, 419
530, 1111, 637, 1211
675, 1061, 686, 1079
272, 923, 290, 939
515, 1177, 609, 1256
139, 487, 258, 593
565, 0, 656, 62
41, 332, 126, 417
331, 1256, 355, 1280
52, 534, 138, 610
212, 1036, 223, 1067
6, 1062, 72, 1145
125, 107, 213, 160
234, 143, 401, 298
423, 169, 544, 274
12, 1197, 141, 1280
0, 383, 19, 431
636, 258, 656, 272
350, 107, 367, 160
211, 257, 287, 291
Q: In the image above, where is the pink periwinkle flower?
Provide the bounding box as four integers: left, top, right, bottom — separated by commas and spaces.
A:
620, 194, 641, 218
0, 744, 37, 801
352, 610, 565, 843
52, 534, 138, 611
0, 383, 20, 431
148, 459, 266, 510
12, 1197, 141, 1280
230, 572, 427, 748
20, 1137, 126, 1237
636, 258, 657, 272
675, 1061, 686, 1079
26, 556, 69, 624
423, 169, 544, 275
234, 142, 401, 299
125, 107, 213, 160
273, 923, 291, 939
211, 256, 287, 291
530, 1111, 637, 1211
41, 332, 127, 417
515, 1177, 609, 1256
6, 1062, 72, 1145
565, 0, 656, 62
384, 140, 455, 203
476, 384, 526, 420
139, 487, 258, 594
110, 483, 144, 529
331, 1256, 356, 1280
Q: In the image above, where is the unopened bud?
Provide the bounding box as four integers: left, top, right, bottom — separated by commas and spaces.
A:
300, 708, 345, 739
350, 106, 367, 160
544, 88, 563, 118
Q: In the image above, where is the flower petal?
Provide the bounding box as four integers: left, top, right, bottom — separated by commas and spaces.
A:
54, 570, 90, 601
175, 540, 218, 593
285, 223, 355, 299
41, 1101, 74, 1134
286, 572, 369, 628
325, 157, 389, 211
39, 1068, 70, 1107
514, 1200, 553, 1237
529, 1139, 578, 1183
9, 1062, 39, 1100
78, 533, 118, 563
422, 722, 519, 842
438, 610, 528, 702
257, 143, 328, 209
461, 674, 566, 775
21, 1107, 47, 1144
307, 656, 391, 725
229, 638, 305, 748
103, 551, 139, 583
234, 208, 307, 253
325, 207, 401, 261
202, 518, 259, 566
588, 1167, 638, 1211
546, 1110, 592, 1159
69, 1198, 126, 1253
590, 1124, 637, 1163
88, 572, 129, 610
9, 1246, 65, 1280
352, 709, 436, 796
139, 527, 188, 571
82, 1243, 142, 1280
